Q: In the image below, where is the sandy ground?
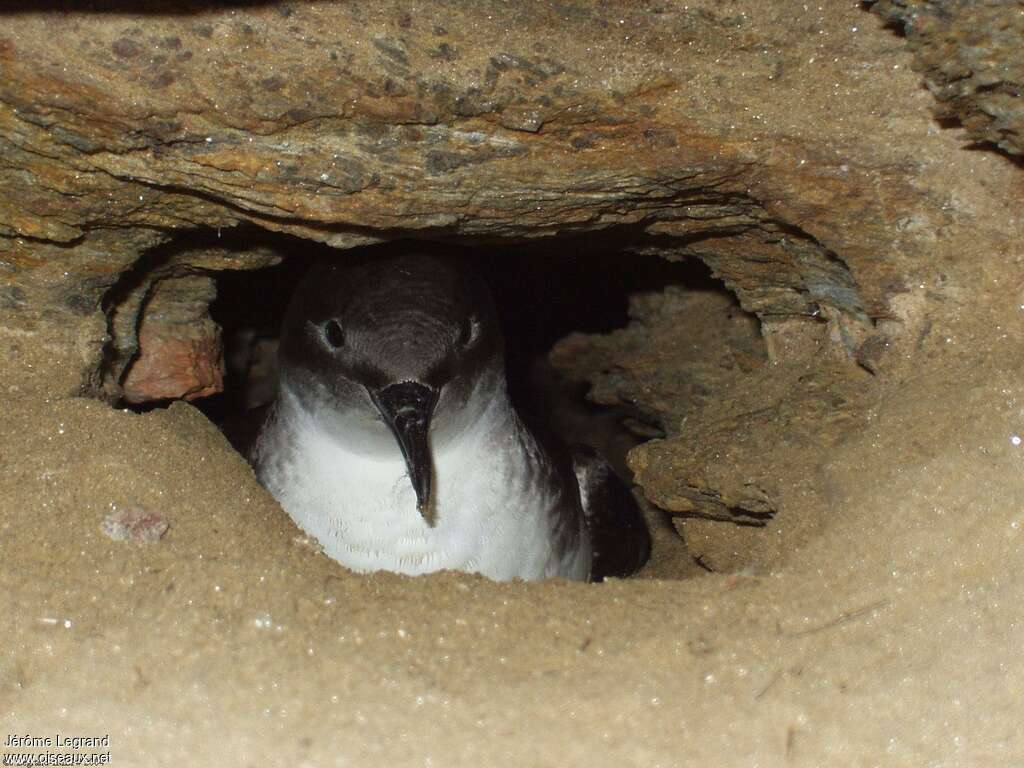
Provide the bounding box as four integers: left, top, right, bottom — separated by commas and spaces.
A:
4, 243, 1024, 767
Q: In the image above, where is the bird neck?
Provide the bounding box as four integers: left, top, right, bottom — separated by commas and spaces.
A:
271, 370, 520, 465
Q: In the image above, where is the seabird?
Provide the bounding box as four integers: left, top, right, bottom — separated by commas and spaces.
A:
251, 254, 650, 581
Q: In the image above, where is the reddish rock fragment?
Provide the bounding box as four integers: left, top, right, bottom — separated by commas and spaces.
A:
101, 507, 170, 542
121, 321, 224, 403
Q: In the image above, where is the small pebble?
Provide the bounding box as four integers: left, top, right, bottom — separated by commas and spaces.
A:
101, 507, 169, 542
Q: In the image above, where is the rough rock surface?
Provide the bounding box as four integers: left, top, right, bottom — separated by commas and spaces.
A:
873, 0, 1024, 157
99, 240, 279, 401
0, 0, 966, 400
2, 2, 1024, 766
120, 275, 224, 402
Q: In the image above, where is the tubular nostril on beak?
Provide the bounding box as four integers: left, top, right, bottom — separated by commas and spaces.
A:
369, 381, 439, 522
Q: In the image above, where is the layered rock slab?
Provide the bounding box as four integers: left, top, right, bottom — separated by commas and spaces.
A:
0, 0, 961, 401
873, 0, 1024, 157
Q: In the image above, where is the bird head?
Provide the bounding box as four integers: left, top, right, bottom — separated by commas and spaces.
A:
277, 253, 504, 521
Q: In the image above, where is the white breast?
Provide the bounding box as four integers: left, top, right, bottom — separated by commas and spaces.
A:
254, 391, 591, 582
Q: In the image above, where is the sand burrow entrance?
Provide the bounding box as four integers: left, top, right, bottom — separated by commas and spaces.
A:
94, 223, 882, 580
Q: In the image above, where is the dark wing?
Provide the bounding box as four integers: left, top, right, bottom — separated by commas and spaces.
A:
571, 444, 651, 581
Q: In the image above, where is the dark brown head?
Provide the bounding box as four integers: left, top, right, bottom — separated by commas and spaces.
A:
278, 254, 505, 519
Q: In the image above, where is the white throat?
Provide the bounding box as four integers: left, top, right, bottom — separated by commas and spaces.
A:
254, 380, 591, 582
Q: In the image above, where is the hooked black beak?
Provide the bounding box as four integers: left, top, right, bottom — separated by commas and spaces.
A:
370, 381, 439, 522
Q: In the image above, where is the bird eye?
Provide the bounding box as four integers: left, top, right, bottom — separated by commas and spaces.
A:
459, 316, 480, 348
323, 319, 345, 348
